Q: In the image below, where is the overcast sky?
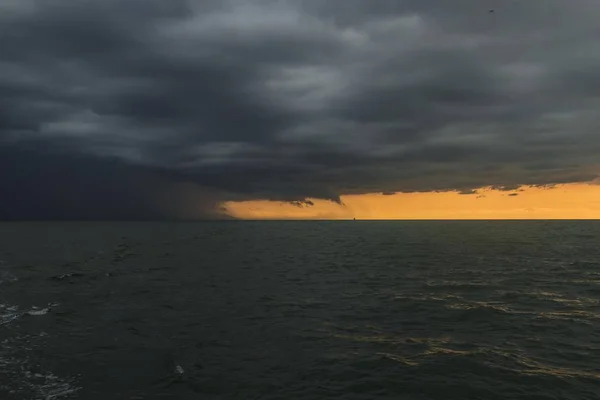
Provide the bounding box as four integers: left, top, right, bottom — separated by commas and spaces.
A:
2, 0, 600, 219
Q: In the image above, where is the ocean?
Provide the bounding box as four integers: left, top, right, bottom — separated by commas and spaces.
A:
1, 221, 599, 399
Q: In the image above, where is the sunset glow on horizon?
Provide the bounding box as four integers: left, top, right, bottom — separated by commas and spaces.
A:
223, 183, 600, 220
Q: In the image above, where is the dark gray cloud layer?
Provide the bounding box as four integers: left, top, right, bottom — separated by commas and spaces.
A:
1, 0, 600, 218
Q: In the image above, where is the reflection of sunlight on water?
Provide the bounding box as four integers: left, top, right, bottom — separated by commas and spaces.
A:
391, 290, 599, 322
392, 294, 464, 303
537, 310, 600, 323
424, 280, 493, 290
444, 302, 513, 314
332, 330, 600, 380
528, 291, 598, 307
571, 279, 600, 284
332, 333, 451, 347
326, 267, 600, 389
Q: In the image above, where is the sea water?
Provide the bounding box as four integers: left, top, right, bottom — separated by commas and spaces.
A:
1, 221, 599, 399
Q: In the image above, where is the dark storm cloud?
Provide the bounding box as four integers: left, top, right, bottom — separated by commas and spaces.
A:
1, 0, 600, 218
0, 145, 227, 220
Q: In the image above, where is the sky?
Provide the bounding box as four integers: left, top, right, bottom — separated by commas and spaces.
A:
1, 0, 600, 220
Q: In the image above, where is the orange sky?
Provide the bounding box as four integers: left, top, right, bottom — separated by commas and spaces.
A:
223, 183, 600, 219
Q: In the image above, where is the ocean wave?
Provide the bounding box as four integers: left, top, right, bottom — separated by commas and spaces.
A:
0, 304, 20, 327
358, 344, 600, 394
1, 350, 80, 399
0, 271, 18, 285
26, 307, 50, 316
1, 307, 79, 399
423, 280, 495, 291
535, 310, 600, 322
330, 326, 600, 389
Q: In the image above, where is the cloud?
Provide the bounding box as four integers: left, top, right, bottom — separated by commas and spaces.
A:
0, 145, 228, 220
290, 200, 315, 208
1, 0, 600, 218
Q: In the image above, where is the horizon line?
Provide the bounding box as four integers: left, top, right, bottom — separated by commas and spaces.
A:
2, 218, 600, 222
